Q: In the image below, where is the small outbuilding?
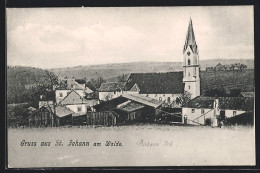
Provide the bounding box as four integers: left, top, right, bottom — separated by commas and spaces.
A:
29, 105, 74, 127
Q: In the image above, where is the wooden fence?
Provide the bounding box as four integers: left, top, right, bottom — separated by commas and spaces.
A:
73, 111, 118, 126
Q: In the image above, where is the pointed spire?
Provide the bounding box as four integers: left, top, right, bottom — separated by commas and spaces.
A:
183, 18, 198, 53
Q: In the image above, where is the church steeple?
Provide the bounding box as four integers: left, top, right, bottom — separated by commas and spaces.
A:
182, 18, 200, 99
183, 18, 198, 54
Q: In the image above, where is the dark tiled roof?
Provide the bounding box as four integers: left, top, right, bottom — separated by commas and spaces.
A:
93, 96, 129, 111
124, 72, 184, 94
218, 97, 254, 111
183, 96, 215, 109
98, 82, 123, 92
75, 79, 86, 84
183, 96, 254, 111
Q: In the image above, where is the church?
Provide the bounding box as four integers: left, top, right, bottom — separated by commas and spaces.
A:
99, 18, 201, 105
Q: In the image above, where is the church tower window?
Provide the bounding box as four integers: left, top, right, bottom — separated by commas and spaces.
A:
188, 59, 191, 65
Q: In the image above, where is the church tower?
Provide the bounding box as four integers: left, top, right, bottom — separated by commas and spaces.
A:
183, 18, 200, 99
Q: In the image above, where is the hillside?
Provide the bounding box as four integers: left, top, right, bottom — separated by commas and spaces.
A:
7, 66, 49, 104
200, 69, 254, 95
49, 59, 254, 81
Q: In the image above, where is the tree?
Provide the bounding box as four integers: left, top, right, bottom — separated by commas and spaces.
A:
239, 64, 247, 71
117, 74, 127, 82
230, 64, 235, 71
87, 77, 106, 90
32, 70, 62, 126
175, 91, 191, 106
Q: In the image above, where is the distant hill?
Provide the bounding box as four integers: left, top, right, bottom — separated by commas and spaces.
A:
7, 59, 254, 103
49, 59, 254, 81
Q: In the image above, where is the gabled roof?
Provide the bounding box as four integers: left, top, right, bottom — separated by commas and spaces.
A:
124, 72, 184, 94
59, 90, 89, 105
98, 82, 123, 92
122, 94, 163, 108
51, 106, 74, 118
117, 101, 145, 113
30, 105, 73, 118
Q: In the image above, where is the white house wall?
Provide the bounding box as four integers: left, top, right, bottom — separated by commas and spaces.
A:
99, 91, 121, 101
66, 104, 87, 116
140, 93, 182, 103
56, 90, 71, 103
224, 110, 246, 118
56, 90, 85, 103
182, 107, 214, 125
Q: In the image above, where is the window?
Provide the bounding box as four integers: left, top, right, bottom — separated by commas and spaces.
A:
191, 109, 195, 113
77, 106, 82, 112
87, 107, 91, 112
59, 93, 63, 97
188, 59, 191, 65
159, 97, 162, 101
188, 85, 190, 90
233, 111, 237, 116
71, 84, 74, 88
114, 91, 116, 94
167, 97, 171, 103
201, 109, 205, 114
146, 94, 148, 97
188, 72, 190, 76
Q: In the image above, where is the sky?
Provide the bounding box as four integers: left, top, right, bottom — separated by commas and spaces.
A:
7, 6, 254, 69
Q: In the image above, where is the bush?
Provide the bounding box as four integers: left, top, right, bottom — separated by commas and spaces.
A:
205, 118, 211, 126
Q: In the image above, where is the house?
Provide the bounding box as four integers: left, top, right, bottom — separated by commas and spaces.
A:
58, 90, 99, 116
55, 78, 94, 103
182, 96, 254, 125
93, 93, 163, 123
28, 105, 74, 127
123, 72, 184, 107
98, 82, 125, 101
215, 63, 225, 71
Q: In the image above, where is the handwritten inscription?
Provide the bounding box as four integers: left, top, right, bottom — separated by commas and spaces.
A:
136, 139, 173, 147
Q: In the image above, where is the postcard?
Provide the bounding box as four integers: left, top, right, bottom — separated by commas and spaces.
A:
6, 6, 255, 168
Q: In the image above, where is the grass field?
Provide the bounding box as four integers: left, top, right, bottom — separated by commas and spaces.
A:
8, 124, 255, 168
